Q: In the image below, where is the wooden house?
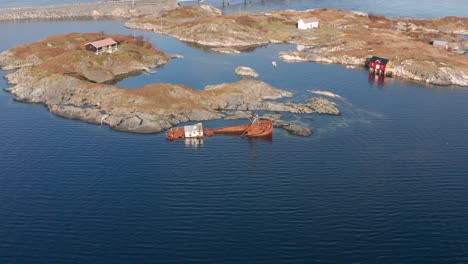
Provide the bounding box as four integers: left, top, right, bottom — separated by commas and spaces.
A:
368, 56, 389, 75
432, 40, 449, 50
85, 38, 119, 55
297, 17, 319, 30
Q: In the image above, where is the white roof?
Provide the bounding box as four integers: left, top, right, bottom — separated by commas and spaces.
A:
433, 40, 448, 46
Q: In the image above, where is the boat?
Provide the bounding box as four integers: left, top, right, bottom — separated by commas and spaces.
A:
165, 119, 273, 141
208, 119, 273, 138
165, 123, 208, 140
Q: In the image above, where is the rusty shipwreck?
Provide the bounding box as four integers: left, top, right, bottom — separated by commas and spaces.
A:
165, 119, 273, 141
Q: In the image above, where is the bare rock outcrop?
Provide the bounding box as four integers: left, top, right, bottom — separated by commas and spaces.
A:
262, 114, 312, 136
1, 33, 343, 137
307, 97, 341, 115
0, 0, 177, 21
126, 5, 468, 87
279, 50, 365, 65
235, 66, 259, 78
393, 64, 468, 86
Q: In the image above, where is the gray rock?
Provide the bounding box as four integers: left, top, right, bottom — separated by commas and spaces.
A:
260, 114, 312, 137
224, 111, 253, 120
0, 0, 177, 22
235, 66, 259, 78
81, 68, 115, 83
395, 21, 418, 32
392, 64, 468, 86
107, 113, 164, 133
48, 104, 103, 125
307, 97, 341, 115
211, 47, 241, 54
271, 119, 313, 137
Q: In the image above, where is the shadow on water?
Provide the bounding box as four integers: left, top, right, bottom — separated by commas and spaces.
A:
184, 40, 269, 54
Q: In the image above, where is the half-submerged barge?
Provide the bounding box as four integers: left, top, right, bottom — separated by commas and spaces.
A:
165, 119, 273, 140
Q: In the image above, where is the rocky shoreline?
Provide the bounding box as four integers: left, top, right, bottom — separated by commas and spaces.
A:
0, 0, 177, 21
2, 3, 466, 87
0, 33, 341, 137
278, 51, 468, 86
125, 5, 468, 87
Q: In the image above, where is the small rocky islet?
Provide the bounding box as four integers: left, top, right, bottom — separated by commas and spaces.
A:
0, 33, 339, 137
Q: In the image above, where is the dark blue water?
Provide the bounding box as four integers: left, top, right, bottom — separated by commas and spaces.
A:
1, 3, 468, 264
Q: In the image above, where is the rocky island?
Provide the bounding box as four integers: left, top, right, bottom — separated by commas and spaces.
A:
0, 33, 340, 136
0, 0, 177, 21
126, 5, 468, 86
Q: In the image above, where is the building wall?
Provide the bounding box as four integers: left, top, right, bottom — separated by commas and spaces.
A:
370, 62, 387, 72
297, 20, 319, 30
85, 44, 97, 53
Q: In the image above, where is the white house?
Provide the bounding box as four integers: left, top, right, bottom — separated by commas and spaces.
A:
297, 17, 319, 30
433, 40, 449, 50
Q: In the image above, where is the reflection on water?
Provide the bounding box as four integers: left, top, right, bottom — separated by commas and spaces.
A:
368, 73, 386, 87
184, 138, 204, 147
1, 4, 468, 264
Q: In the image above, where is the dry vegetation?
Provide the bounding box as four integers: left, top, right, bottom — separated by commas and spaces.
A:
124, 83, 206, 112
128, 6, 467, 81
7, 32, 169, 79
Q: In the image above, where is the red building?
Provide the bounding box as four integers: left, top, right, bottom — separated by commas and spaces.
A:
368, 56, 389, 75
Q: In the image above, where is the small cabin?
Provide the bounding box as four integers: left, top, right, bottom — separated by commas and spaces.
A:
85, 38, 119, 55
297, 17, 319, 30
184, 123, 204, 138
368, 56, 389, 75
432, 40, 449, 50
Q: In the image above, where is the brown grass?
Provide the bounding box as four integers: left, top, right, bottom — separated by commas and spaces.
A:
9, 33, 167, 77
120, 83, 207, 112
235, 15, 256, 28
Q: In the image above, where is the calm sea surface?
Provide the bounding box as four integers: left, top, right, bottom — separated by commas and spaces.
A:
0, 0, 467, 17
1, 1, 468, 263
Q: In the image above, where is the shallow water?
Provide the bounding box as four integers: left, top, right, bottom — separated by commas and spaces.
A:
0, 4, 468, 264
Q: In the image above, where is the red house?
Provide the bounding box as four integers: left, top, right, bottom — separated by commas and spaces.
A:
368, 56, 389, 75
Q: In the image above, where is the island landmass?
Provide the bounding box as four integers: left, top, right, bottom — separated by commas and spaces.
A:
126, 5, 468, 86
0, 33, 339, 136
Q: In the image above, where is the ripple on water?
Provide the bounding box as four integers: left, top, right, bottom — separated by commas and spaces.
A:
1, 6, 468, 264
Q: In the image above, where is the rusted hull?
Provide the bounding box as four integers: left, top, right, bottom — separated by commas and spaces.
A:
165, 120, 273, 140
166, 127, 213, 140
208, 120, 273, 138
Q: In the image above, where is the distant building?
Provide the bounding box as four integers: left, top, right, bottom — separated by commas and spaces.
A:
296, 45, 314, 52
297, 44, 307, 51
368, 56, 389, 75
432, 40, 449, 50
297, 17, 319, 30
85, 38, 119, 55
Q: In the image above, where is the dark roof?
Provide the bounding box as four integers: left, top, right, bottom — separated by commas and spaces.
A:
369, 56, 389, 65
